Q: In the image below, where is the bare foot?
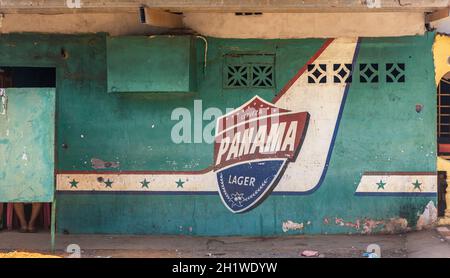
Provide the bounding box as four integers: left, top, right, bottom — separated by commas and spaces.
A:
27, 223, 37, 233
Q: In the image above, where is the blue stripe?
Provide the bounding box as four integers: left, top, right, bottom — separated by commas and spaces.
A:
57, 191, 437, 197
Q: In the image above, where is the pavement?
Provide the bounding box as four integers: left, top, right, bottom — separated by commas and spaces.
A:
0, 227, 449, 258
436, 226, 450, 240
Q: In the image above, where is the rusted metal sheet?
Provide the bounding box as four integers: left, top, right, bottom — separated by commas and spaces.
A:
0, 88, 55, 202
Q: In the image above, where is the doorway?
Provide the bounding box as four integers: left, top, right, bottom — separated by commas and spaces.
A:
437, 72, 450, 217
0, 66, 56, 232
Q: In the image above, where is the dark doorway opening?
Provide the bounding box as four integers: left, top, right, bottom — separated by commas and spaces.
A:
0, 66, 55, 88
438, 171, 448, 217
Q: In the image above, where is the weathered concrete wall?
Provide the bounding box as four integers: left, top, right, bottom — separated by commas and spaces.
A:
1, 0, 448, 12
0, 33, 437, 235
182, 12, 425, 38
0, 13, 165, 36
0, 12, 426, 38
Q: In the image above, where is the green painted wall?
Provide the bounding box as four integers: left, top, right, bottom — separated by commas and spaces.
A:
0, 33, 437, 235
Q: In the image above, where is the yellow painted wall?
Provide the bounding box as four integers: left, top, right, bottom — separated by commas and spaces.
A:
437, 157, 450, 173
436, 34, 450, 174
433, 34, 450, 86
435, 34, 450, 219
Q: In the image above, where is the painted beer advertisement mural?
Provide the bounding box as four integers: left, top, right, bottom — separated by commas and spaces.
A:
214, 96, 310, 212
0, 33, 436, 234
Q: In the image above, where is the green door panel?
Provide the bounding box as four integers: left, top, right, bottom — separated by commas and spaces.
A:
0, 88, 55, 202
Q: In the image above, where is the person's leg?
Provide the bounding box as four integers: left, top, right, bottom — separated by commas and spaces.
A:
28, 203, 43, 232
13, 203, 28, 232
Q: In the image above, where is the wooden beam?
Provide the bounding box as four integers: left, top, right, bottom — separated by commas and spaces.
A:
0, 0, 448, 14
142, 8, 183, 28
426, 7, 450, 22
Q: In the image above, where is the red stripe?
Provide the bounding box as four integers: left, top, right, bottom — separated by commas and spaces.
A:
272, 38, 334, 103
363, 172, 435, 176
439, 143, 450, 153
56, 167, 214, 175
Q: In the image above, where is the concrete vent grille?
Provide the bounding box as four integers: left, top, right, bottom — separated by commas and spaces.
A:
234, 12, 263, 16
223, 54, 275, 89
307, 63, 406, 84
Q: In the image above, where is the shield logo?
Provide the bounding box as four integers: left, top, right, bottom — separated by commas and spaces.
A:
214, 96, 309, 213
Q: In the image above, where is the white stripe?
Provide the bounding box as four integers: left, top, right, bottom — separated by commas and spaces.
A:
354, 174, 437, 194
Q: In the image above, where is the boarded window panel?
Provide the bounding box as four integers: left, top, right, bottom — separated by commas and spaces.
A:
0, 88, 55, 202
106, 36, 196, 93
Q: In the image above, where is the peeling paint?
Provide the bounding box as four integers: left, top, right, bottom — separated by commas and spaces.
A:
365, 0, 382, 9
335, 217, 360, 229
383, 218, 408, 234
362, 219, 385, 234
332, 216, 409, 234
416, 201, 437, 230
91, 158, 120, 169
282, 220, 304, 232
